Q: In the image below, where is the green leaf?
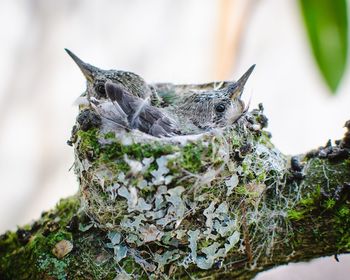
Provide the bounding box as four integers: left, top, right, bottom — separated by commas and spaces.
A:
299, 0, 348, 93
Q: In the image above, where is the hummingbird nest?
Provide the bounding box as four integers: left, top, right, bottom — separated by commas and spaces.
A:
65, 49, 303, 277
70, 82, 296, 277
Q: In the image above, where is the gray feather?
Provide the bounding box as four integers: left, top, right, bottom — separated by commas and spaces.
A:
90, 98, 129, 130
105, 82, 179, 137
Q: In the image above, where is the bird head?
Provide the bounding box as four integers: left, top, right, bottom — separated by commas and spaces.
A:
65, 49, 151, 100
176, 65, 255, 129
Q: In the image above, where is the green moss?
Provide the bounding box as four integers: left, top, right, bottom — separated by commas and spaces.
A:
96, 142, 176, 176
335, 205, 350, 250
55, 197, 80, 227
181, 143, 203, 172
287, 184, 322, 222
130, 143, 175, 159
259, 131, 273, 146
241, 162, 257, 181
78, 127, 177, 165
104, 131, 116, 139
47, 232, 72, 247
0, 231, 18, 257
198, 239, 212, 249
120, 257, 146, 279
299, 197, 316, 207
98, 141, 124, 160
77, 128, 100, 156
233, 185, 263, 206
143, 161, 158, 180
256, 172, 267, 183
99, 159, 131, 174
122, 257, 137, 274
99, 141, 175, 162
323, 198, 336, 209
338, 205, 350, 217
287, 209, 306, 221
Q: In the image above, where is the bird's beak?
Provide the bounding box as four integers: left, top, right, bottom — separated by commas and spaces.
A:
65, 49, 99, 83
227, 64, 255, 100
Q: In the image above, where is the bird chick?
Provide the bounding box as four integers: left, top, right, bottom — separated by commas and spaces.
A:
104, 82, 179, 137
171, 64, 255, 133
99, 65, 255, 137
65, 49, 160, 104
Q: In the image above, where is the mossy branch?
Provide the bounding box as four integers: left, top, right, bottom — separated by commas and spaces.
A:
1, 82, 350, 280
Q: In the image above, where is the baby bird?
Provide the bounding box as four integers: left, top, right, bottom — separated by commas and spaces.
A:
171, 65, 255, 133
100, 65, 255, 137
104, 82, 179, 137
65, 49, 159, 104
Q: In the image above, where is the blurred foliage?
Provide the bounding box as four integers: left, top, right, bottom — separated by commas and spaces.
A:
299, 0, 348, 94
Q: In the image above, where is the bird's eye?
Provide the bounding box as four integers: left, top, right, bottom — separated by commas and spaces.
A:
95, 83, 106, 97
215, 103, 226, 113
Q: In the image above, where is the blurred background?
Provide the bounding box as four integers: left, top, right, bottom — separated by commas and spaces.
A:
0, 0, 349, 279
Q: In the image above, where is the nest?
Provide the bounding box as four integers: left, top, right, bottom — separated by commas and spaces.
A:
71, 82, 292, 276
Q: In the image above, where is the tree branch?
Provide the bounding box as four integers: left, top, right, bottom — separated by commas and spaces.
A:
1, 83, 349, 279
